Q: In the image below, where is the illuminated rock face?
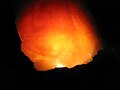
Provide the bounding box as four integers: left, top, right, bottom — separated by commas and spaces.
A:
16, 0, 102, 71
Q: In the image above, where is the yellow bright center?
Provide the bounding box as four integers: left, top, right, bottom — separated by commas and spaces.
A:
56, 63, 65, 68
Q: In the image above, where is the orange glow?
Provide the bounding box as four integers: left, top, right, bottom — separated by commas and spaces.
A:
16, 0, 102, 71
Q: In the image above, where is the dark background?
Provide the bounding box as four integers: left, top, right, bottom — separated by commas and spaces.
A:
1, 0, 120, 89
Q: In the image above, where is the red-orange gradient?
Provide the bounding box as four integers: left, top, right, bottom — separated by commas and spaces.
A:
16, 0, 102, 71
